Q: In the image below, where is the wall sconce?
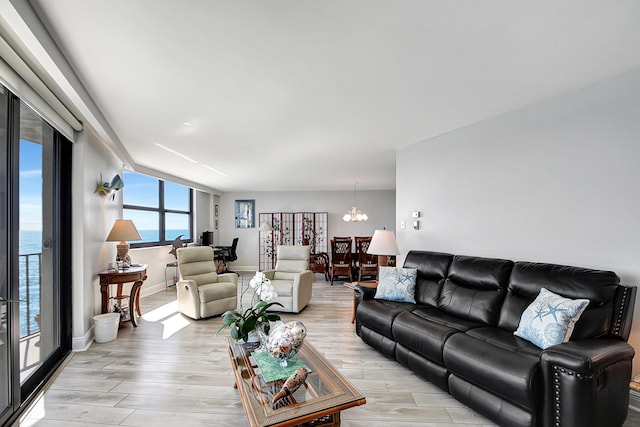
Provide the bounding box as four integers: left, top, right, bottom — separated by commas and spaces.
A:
95, 173, 124, 200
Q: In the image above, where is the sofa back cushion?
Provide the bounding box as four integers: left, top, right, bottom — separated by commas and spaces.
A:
403, 251, 453, 307
438, 255, 514, 325
498, 262, 620, 339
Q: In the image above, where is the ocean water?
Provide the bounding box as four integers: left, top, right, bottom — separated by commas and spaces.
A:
138, 229, 191, 244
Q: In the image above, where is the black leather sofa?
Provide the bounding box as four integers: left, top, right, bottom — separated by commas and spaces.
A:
355, 250, 637, 427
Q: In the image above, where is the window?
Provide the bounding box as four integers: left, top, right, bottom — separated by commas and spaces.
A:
123, 170, 193, 246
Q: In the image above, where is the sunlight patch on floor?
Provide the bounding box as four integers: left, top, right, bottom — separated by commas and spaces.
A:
142, 299, 179, 322
160, 313, 191, 339
18, 395, 45, 426
141, 299, 191, 339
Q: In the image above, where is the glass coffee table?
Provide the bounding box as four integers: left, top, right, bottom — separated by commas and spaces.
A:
226, 337, 366, 427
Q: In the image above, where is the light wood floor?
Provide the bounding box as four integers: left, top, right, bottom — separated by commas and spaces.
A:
16, 274, 640, 427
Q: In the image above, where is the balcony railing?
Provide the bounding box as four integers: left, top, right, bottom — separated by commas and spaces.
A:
19, 252, 41, 338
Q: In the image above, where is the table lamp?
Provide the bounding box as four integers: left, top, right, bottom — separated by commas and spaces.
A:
367, 229, 400, 267
106, 219, 142, 268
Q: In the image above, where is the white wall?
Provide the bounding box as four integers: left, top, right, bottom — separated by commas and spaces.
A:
219, 190, 396, 271
396, 67, 640, 375
194, 189, 215, 245
72, 127, 122, 349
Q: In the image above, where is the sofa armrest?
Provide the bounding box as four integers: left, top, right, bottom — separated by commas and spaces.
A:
540, 338, 635, 427
541, 338, 635, 374
353, 284, 377, 337
218, 272, 239, 284
354, 283, 376, 301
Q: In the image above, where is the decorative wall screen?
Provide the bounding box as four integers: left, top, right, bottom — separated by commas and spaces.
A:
259, 212, 328, 270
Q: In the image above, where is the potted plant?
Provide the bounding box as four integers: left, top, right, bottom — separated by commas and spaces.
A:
216, 272, 283, 343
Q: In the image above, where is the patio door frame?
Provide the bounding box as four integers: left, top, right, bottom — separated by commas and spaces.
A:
0, 88, 73, 426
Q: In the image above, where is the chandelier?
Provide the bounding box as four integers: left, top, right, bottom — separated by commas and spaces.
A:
343, 182, 368, 222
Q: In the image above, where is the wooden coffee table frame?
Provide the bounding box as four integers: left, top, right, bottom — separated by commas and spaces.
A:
226, 338, 366, 427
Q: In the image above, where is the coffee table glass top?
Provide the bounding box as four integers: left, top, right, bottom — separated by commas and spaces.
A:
226, 337, 365, 427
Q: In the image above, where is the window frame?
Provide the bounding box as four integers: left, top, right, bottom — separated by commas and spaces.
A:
123, 172, 194, 248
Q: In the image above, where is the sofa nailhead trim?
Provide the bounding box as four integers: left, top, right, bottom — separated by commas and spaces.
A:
552, 359, 630, 426
612, 287, 628, 336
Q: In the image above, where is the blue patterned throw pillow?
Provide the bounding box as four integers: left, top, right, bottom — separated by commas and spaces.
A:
374, 267, 418, 303
514, 288, 589, 349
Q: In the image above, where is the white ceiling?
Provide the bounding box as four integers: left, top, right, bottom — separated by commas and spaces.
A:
15, 1, 640, 192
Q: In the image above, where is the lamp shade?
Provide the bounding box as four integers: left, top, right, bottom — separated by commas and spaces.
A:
106, 219, 142, 242
367, 229, 399, 256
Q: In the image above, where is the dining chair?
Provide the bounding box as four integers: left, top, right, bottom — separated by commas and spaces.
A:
355, 236, 378, 281
330, 236, 353, 285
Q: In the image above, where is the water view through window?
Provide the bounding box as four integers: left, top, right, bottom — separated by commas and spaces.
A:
123, 170, 192, 244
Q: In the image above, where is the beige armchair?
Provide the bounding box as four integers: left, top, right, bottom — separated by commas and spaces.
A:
176, 246, 238, 319
263, 245, 313, 313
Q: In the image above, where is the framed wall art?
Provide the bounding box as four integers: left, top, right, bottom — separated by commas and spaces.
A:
235, 199, 255, 228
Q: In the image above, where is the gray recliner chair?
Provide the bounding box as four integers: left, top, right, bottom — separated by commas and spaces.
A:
176, 246, 238, 319
263, 245, 313, 313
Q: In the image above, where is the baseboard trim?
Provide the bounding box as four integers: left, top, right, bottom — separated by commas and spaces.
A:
630, 389, 640, 413
72, 329, 92, 351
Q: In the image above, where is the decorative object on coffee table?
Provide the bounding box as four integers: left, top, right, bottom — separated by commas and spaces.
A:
266, 320, 307, 367
216, 271, 282, 343
226, 337, 366, 426
272, 367, 309, 404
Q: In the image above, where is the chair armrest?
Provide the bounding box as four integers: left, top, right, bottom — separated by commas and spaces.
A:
218, 273, 238, 284
177, 279, 198, 297
540, 338, 635, 427
295, 270, 313, 286
176, 279, 200, 319
263, 269, 276, 280
290, 270, 312, 288
291, 270, 313, 313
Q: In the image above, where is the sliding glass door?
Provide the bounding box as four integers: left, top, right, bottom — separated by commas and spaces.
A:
0, 83, 11, 423
18, 102, 58, 384
0, 85, 72, 425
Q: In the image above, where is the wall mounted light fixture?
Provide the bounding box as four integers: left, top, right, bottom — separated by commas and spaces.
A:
95, 173, 124, 199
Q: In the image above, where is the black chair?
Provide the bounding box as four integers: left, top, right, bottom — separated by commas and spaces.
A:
215, 238, 238, 273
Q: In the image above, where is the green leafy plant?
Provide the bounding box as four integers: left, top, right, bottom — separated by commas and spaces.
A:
216, 271, 283, 342
216, 300, 283, 342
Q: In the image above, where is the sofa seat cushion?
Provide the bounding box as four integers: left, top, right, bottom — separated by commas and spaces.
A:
411, 307, 484, 332
443, 330, 541, 412
356, 300, 418, 339
198, 282, 237, 301
465, 327, 543, 358
392, 309, 471, 364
